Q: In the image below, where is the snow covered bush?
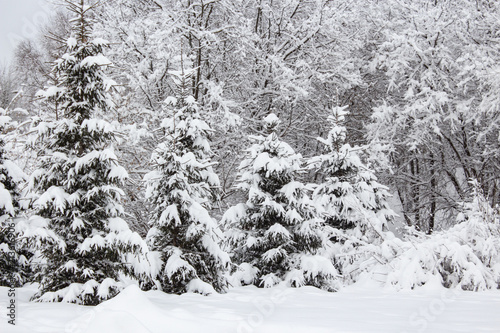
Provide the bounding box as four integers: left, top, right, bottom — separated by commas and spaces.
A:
359, 182, 500, 291
310, 106, 396, 285
27, 1, 148, 305
145, 70, 229, 295
0, 109, 30, 287
222, 114, 338, 290
439, 182, 500, 290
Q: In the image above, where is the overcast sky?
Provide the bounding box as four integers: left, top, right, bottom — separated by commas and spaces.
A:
0, 0, 52, 65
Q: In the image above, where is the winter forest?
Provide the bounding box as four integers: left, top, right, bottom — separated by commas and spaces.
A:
1, 0, 500, 331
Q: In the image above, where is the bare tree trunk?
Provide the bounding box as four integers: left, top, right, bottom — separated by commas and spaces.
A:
428, 151, 436, 234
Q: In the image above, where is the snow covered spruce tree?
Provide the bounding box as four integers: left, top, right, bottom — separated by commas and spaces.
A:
0, 109, 29, 287
145, 70, 229, 295
28, 1, 147, 305
222, 114, 337, 290
310, 106, 395, 283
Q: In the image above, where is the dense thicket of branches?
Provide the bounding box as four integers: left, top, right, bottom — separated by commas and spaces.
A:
5, 0, 497, 234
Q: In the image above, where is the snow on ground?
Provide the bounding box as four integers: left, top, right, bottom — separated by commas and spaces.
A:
1, 283, 500, 333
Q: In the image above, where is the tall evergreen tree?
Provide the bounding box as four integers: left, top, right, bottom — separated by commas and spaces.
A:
145, 70, 229, 295
223, 114, 337, 290
29, 0, 147, 305
0, 109, 29, 287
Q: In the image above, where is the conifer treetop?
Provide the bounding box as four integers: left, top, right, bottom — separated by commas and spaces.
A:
38, 0, 114, 124
319, 105, 349, 153
263, 113, 281, 133
64, 0, 101, 44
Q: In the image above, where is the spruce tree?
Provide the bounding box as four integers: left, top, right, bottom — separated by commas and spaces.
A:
29, 0, 147, 305
145, 70, 229, 295
223, 114, 337, 290
311, 106, 395, 282
0, 110, 29, 287
312, 106, 394, 234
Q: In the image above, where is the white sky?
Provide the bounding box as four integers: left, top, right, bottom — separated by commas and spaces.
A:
0, 0, 53, 65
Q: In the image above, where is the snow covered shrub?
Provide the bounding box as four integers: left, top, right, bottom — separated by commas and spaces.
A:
0, 109, 30, 287
222, 114, 338, 290
145, 70, 229, 295
310, 106, 396, 285
449, 182, 500, 288
461, 183, 499, 249
28, 2, 148, 305
370, 232, 498, 291
360, 183, 500, 291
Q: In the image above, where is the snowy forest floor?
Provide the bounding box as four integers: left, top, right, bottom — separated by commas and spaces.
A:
2, 283, 500, 333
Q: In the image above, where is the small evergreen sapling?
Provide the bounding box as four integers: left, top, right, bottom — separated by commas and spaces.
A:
145, 71, 229, 295
311, 106, 395, 283
223, 114, 337, 290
